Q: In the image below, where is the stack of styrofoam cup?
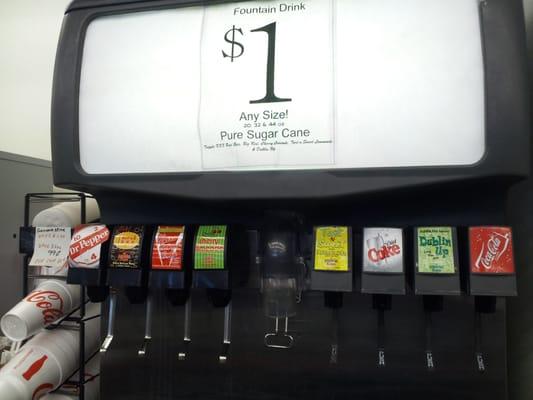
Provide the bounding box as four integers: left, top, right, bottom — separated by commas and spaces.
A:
41, 355, 100, 400
0, 305, 100, 400
1, 280, 81, 342
32, 199, 100, 229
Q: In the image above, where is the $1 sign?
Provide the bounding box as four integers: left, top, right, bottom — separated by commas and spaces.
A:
222, 25, 244, 61
221, 22, 291, 104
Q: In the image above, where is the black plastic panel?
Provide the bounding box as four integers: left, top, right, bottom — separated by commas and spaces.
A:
51, 0, 529, 202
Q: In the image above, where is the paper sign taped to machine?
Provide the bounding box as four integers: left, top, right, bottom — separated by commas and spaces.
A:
29, 227, 71, 269
198, 1, 335, 169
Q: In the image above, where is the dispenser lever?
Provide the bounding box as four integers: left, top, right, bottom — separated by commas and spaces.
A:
475, 311, 485, 372
138, 294, 153, 357
218, 301, 232, 364
100, 291, 118, 353
178, 297, 192, 361
264, 317, 294, 349
377, 308, 385, 367
330, 308, 339, 364
425, 311, 435, 370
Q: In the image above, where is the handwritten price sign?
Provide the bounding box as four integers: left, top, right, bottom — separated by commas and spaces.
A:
29, 227, 71, 269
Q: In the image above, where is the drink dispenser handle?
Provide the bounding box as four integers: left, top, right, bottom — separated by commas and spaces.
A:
424, 311, 434, 370
422, 295, 442, 371
475, 311, 485, 372
325, 291, 343, 364
330, 308, 339, 364
138, 293, 153, 357
377, 308, 386, 367
474, 296, 496, 373
100, 289, 118, 353
219, 301, 232, 364
178, 296, 192, 361
264, 317, 294, 349
373, 294, 391, 367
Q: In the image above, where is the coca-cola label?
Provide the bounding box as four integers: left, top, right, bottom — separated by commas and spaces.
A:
68, 224, 110, 269
25, 290, 64, 325
417, 227, 456, 274
363, 228, 403, 273
4, 347, 55, 399
470, 227, 514, 274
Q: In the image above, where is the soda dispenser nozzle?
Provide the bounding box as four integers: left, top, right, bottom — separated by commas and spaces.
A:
137, 293, 153, 357
260, 213, 306, 349
474, 296, 496, 373
178, 297, 192, 361
324, 292, 343, 364
373, 294, 391, 367
100, 289, 118, 353
422, 295, 442, 371
219, 301, 232, 364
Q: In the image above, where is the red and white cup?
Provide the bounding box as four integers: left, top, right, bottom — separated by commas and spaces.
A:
1, 280, 80, 342
41, 355, 100, 400
0, 306, 100, 400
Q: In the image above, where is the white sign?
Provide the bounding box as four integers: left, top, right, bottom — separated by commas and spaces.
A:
29, 227, 71, 269
79, 0, 485, 173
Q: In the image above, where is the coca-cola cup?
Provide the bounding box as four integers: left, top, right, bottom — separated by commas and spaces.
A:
1, 280, 80, 342
42, 354, 100, 400
0, 304, 100, 400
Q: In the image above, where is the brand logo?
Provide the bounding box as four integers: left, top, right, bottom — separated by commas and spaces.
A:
419, 236, 451, 247
367, 239, 401, 263
363, 228, 403, 273
113, 231, 140, 250
25, 290, 64, 324
22, 355, 48, 381
475, 231, 510, 271
69, 225, 110, 260
470, 227, 514, 274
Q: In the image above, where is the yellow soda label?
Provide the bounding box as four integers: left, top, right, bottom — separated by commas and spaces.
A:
314, 227, 349, 272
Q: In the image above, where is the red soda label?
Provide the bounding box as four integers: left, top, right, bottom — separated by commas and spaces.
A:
68, 224, 110, 269
151, 226, 185, 270
469, 227, 515, 274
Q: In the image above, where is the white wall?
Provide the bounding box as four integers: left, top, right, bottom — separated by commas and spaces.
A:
0, 0, 70, 161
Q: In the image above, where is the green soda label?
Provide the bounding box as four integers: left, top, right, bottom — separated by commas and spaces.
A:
194, 225, 227, 270
417, 227, 455, 274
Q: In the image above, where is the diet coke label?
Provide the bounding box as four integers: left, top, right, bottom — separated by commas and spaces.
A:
470, 227, 515, 274
68, 224, 110, 269
363, 228, 403, 273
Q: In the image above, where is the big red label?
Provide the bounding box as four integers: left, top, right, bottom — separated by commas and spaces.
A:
363, 228, 403, 273
470, 227, 514, 274
151, 226, 185, 270
68, 224, 110, 269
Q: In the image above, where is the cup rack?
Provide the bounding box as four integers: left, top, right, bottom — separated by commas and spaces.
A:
20, 192, 97, 400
